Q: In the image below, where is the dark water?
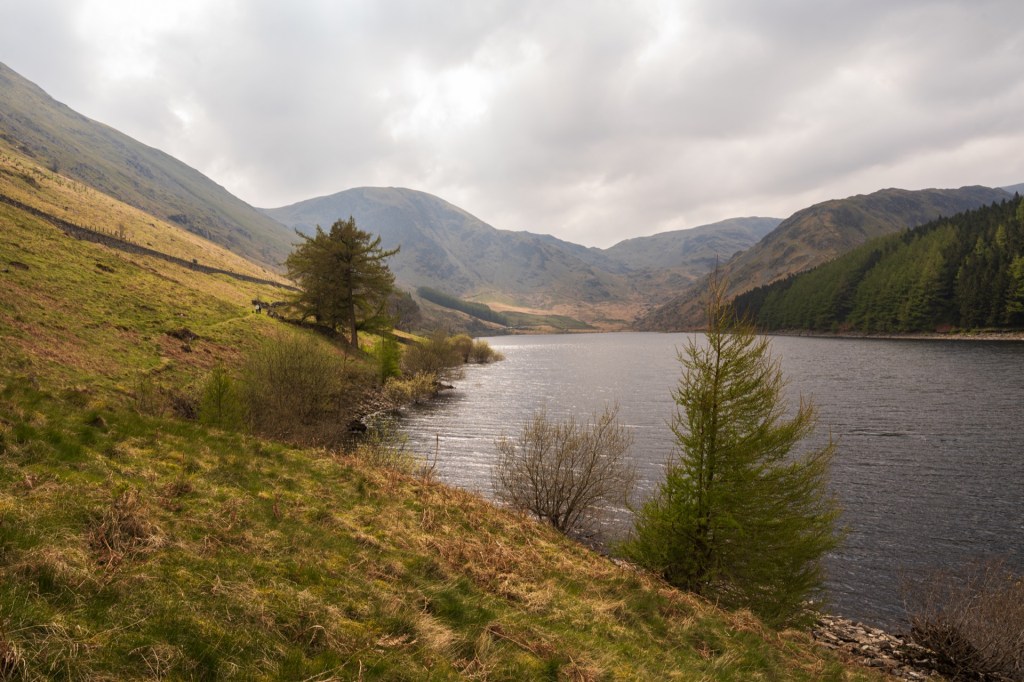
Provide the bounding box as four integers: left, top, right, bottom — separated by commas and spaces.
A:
400, 332, 1024, 628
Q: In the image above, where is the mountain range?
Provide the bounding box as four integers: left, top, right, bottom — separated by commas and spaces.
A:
2, 60, 1020, 332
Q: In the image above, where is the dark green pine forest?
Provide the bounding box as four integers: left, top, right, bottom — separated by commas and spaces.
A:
733, 196, 1024, 333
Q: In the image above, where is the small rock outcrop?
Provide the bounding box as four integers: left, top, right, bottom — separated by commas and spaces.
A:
813, 615, 944, 680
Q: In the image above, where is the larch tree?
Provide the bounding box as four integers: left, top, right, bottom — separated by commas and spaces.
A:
623, 274, 841, 627
285, 217, 399, 347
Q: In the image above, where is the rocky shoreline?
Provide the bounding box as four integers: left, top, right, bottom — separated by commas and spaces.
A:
812, 615, 945, 680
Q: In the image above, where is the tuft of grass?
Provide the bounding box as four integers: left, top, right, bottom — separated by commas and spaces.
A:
90, 488, 164, 567
0, 632, 27, 681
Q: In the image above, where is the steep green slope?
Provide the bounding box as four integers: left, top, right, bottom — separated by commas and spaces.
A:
0, 61, 294, 270
638, 186, 1012, 330
0, 179, 289, 399
733, 197, 1024, 333
0, 144, 288, 286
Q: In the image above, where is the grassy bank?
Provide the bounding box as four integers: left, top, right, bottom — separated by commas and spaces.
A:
0, 150, 888, 679
0, 381, 881, 680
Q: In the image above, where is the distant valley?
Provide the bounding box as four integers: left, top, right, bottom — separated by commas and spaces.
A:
264, 188, 776, 329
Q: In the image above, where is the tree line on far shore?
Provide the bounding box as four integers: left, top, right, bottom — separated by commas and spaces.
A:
733, 196, 1024, 333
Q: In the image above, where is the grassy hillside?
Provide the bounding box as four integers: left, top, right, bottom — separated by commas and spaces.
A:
0, 61, 294, 271
0, 154, 885, 680
638, 186, 1012, 330
0, 178, 287, 400
0, 382, 879, 680
0, 144, 288, 287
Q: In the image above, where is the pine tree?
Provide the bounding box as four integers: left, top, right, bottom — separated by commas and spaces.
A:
623, 275, 841, 627
285, 217, 399, 347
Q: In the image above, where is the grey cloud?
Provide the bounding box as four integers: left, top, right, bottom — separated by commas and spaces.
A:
2, 1, 1023, 247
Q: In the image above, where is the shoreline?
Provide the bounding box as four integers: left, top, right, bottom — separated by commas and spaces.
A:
767, 329, 1024, 342
491, 327, 1024, 341
812, 614, 944, 680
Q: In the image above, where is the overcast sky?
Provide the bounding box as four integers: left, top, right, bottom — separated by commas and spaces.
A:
2, 1, 1023, 247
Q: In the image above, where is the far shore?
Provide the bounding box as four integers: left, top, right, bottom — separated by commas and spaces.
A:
485, 326, 1024, 341
765, 329, 1024, 342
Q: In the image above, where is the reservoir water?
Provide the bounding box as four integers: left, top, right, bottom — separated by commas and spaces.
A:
399, 332, 1024, 629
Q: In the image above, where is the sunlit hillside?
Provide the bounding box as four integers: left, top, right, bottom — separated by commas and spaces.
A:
0, 143, 289, 286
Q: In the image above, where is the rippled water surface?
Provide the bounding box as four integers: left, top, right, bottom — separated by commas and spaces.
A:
400, 332, 1024, 627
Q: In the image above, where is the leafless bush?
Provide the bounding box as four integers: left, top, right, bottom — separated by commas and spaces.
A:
492, 405, 635, 539
903, 558, 1024, 680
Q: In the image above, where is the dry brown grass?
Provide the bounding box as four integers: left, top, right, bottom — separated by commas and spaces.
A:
90, 488, 164, 566
9, 546, 95, 598
0, 634, 26, 681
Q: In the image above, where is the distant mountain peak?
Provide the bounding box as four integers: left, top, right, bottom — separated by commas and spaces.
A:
263, 188, 775, 328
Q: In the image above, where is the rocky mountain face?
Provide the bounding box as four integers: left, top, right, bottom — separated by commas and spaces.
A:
604, 217, 780, 272
636, 186, 1013, 330
265, 187, 634, 311
604, 218, 781, 305
265, 188, 774, 326
0, 61, 294, 270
